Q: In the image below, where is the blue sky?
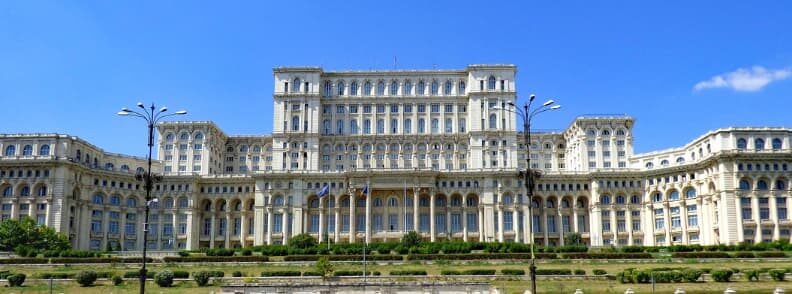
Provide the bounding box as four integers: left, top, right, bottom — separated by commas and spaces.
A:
1, 1, 791, 157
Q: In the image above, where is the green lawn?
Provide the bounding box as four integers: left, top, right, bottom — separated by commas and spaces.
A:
3, 259, 792, 293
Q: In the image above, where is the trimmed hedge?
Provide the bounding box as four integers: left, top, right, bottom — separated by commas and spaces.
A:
302, 271, 321, 276
333, 270, 381, 276
260, 271, 302, 277
561, 253, 652, 259
756, 251, 787, 258
462, 269, 496, 275
205, 248, 235, 256
501, 269, 526, 275
123, 271, 157, 279
173, 271, 190, 279
163, 256, 269, 263
574, 269, 586, 275
592, 269, 607, 275
283, 255, 402, 261
711, 270, 733, 282
406, 253, 557, 261
0, 258, 49, 264
732, 252, 756, 258
535, 269, 572, 275
441, 270, 461, 275
390, 270, 427, 276
671, 252, 731, 258
769, 269, 786, 281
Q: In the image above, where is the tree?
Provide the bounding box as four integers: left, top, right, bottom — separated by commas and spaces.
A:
401, 231, 421, 248
0, 217, 70, 252
315, 256, 334, 280
564, 232, 583, 246
288, 233, 317, 249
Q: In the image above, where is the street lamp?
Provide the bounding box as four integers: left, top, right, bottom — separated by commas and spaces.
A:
496, 94, 561, 294
118, 102, 186, 294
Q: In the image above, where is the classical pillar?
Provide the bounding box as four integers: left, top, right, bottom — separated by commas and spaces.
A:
413, 189, 419, 233
572, 196, 579, 233
497, 204, 504, 242
430, 193, 436, 242
680, 200, 689, 244
556, 198, 563, 245
319, 200, 325, 243
478, 206, 484, 240
266, 207, 273, 245
462, 194, 468, 242
751, 194, 760, 241
543, 205, 549, 246
225, 214, 231, 248
626, 206, 634, 245
770, 194, 780, 240
365, 188, 372, 244
210, 213, 216, 248
186, 209, 197, 250
240, 211, 248, 247
349, 194, 356, 243
281, 210, 289, 244
101, 205, 109, 250
334, 206, 341, 243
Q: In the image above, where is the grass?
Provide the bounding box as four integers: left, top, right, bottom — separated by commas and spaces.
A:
3, 259, 791, 293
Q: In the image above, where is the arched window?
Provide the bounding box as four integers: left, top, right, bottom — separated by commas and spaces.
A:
5, 145, 15, 156
350, 119, 359, 134
20, 186, 30, 196
685, 188, 696, 199
653, 192, 662, 202
459, 118, 466, 133
93, 194, 104, 204
660, 160, 669, 167
417, 80, 425, 95
757, 179, 769, 190
350, 81, 358, 95
180, 132, 189, 141
389, 197, 398, 207
337, 120, 345, 134
435, 197, 446, 207
22, 145, 33, 156
364, 81, 372, 95
323, 81, 332, 96
601, 130, 610, 136
772, 138, 782, 150
377, 81, 385, 96
404, 80, 412, 95
615, 195, 625, 204
417, 119, 426, 134
105, 163, 114, 170
37, 185, 47, 197
676, 157, 685, 164
450, 196, 461, 207
444, 81, 452, 95
110, 195, 121, 205
466, 197, 478, 207
645, 162, 654, 169
253, 145, 261, 152
323, 120, 331, 135
39, 145, 50, 156
430, 119, 439, 134
503, 195, 513, 205
488, 76, 496, 89
165, 134, 174, 142
737, 138, 747, 150
127, 197, 137, 207
274, 196, 284, 206
489, 114, 497, 129
616, 129, 626, 136
458, 81, 466, 93
293, 78, 301, 92
404, 119, 412, 134
2, 186, 11, 197
292, 116, 300, 131
136, 167, 145, 174
363, 119, 371, 134
739, 179, 751, 190
755, 138, 765, 150
531, 199, 540, 208
561, 199, 570, 208
669, 191, 680, 200
373, 198, 382, 207
178, 197, 189, 208
390, 81, 398, 95
310, 199, 319, 208
776, 179, 786, 190
377, 119, 385, 134
631, 195, 641, 204
337, 81, 345, 95
600, 195, 611, 204
430, 81, 438, 95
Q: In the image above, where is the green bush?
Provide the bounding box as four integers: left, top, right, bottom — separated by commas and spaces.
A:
672, 252, 731, 258
745, 269, 760, 281
232, 271, 243, 277
205, 248, 235, 256
154, 270, 174, 287
302, 271, 321, 276
112, 275, 123, 286
682, 269, 702, 282
333, 270, 379, 276
593, 269, 607, 275
756, 251, 786, 258
732, 252, 756, 258
163, 256, 269, 263
390, 270, 427, 276
241, 249, 252, 256
535, 269, 572, 275
769, 269, 786, 281
177, 251, 190, 257
261, 271, 301, 277
711, 270, 733, 282
574, 269, 586, 275
172, 271, 189, 279
560, 253, 652, 259
288, 233, 317, 249
462, 269, 496, 275
441, 270, 461, 275
8, 273, 26, 287
76, 271, 98, 287
123, 270, 156, 279
501, 269, 525, 275
193, 271, 211, 287
36, 272, 76, 279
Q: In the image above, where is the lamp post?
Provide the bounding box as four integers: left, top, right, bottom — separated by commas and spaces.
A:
118, 103, 186, 294
497, 95, 560, 294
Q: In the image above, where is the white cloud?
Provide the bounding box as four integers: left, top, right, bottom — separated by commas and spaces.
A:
693, 66, 791, 92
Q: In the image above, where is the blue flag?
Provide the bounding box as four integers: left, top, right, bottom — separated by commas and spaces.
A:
362, 184, 368, 195
317, 185, 330, 198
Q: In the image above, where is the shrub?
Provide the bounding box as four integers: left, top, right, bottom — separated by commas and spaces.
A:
390, 270, 427, 276
76, 270, 98, 287
288, 233, 317, 249
462, 269, 496, 275
574, 269, 586, 275
535, 269, 572, 275
302, 271, 321, 276
123, 271, 156, 279
7, 273, 26, 287
682, 269, 702, 282
163, 256, 269, 263
172, 271, 189, 279
671, 252, 730, 258
205, 248, 235, 256
193, 271, 211, 287
769, 269, 786, 281
333, 270, 379, 276
441, 270, 461, 275
35, 272, 76, 279
756, 251, 786, 258
593, 269, 607, 275
711, 270, 733, 282
241, 249, 252, 256
260, 271, 301, 277
14, 245, 37, 257
620, 246, 645, 253
112, 275, 123, 286
560, 253, 652, 259
501, 269, 525, 275
732, 252, 756, 258
745, 269, 760, 281
232, 271, 243, 277
177, 250, 190, 257
315, 256, 334, 279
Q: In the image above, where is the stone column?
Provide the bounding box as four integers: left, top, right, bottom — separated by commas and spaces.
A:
319, 200, 325, 243
557, 198, 563, 245
680, 200, 689, 244
413, 189, 419, 233
663, 202, 671, 245
349, 193, 356, 243
478, 206, 484, 240
751, 194, 760, 241
266, 207, 273, 245
225, 214, 231, 248
240, 210, 248, 247
430, 193, 436, 241
334, 206, 341, 243
281, 210, 289, 244
497, 204, 504, 242
462, 194, 468, 242
101, 205, 109, 250
543, 205, 549, 246
210, 213, 216, 248
365, 188, 372, 244
770, 194, 780, 240
572, 196, 579, 233
626, 207, 634, 245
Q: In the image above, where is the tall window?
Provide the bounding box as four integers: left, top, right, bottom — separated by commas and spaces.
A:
363, 119, 371, 134
489, 114, 497, 129
5, 145, 15, 156
431, 119, 439, 134
323, 81, 332, 97
488, 76, 496, 90
291, 116, 300, 131
445, 118, 453, 133
417, 80, 425, 95
377, 81, 385, 96
430, 81, 438, 95
376, 119, 384, 134
390, 119, 398, 134
350, 119, 359, 134
350, 81, 358, 95
364, 81, 372, 95
22, 145, 33, 156
418, 119, 426, 134
755, 138, 765, 150
404, 119, 412, 134
404, 80, 412, 95
458, 81, 466, 93
390, 81, 398, 95
337, 81, 345, 95
336, 120, 344, 134
444, 81, 452, 95
293, 78, 301, 92
39, 145, 50, 156
458, 119, 466, 132
737, 138, 747, 150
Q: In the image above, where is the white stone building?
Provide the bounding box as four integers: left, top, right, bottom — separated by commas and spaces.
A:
1, 64, 791, 251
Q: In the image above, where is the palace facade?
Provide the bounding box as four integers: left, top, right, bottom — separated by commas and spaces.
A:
1, 64, 791, 251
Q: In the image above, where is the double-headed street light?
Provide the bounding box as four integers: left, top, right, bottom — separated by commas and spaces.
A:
118, 103, 186, 294
496, 94, 560, 294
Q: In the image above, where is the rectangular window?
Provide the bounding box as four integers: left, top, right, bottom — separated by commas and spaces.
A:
503, 211, 514, 231
405, 213, 414, 231
419, 214, 429, 232
466, 213, 477, 230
